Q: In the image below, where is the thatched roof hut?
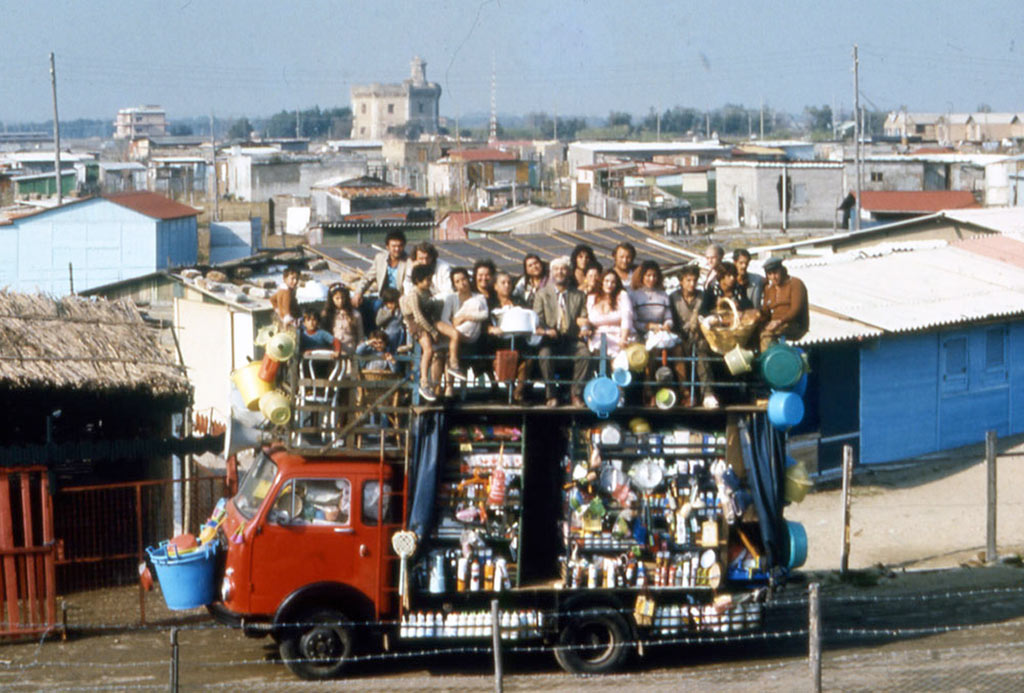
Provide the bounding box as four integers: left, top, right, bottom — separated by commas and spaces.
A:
0, 291, 190, 401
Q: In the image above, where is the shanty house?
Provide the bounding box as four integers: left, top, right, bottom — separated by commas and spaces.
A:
0, 191, 198, 295
791, 236, 1024, 469
0, 291, 220, 593
714, 160, 845, 230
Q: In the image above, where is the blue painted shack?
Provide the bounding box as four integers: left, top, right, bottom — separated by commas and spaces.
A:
791, 235, 1024, 468
0, 191, 198, 295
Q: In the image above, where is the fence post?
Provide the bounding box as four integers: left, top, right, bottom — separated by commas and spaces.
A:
136, 484, 146, 626
169, 627, 179, 693
986, 429, 997, 563
491, 599, 503, 693
808, 582, 821, 693
839, 444, 853, 575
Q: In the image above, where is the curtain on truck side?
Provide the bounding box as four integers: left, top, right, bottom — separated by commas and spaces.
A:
738, 413, 790, 575
408, 411, 447, 543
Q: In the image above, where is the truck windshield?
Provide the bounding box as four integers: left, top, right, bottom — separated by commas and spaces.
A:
233, 453, 279, 520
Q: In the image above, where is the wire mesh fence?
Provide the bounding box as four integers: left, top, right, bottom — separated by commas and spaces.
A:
2, 582, 1024, 691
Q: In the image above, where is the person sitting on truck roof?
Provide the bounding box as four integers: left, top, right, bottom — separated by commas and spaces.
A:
759, 256, 809, 351
611, 242, 637, 287
375, 287, 405, 353
321, 283, 363, 357
697, 262, 753, 409
669, 263, 711, 405
489, 270, 531, 402
733, 248, 765, 310
298, 310, 339, 354
533, 256, 592, 408
269, 264, 301, 327
440, 267, 489, 384
512, 253, 548, 306
570, 244, 598, 289
400, 263, 462, 402
353, 230, 408, 308
581, 261, 603, 296
401, 241, 453, 299
355, 330, 396, 372
583, 269, 635, 359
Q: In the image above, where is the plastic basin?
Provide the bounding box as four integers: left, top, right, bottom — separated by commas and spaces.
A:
146, 541, 218, 610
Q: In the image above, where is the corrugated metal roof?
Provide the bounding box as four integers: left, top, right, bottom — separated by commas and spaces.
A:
464, 205, 572, 233
796, 310, 882, 346
942, 208, 1024, 235
795, 240, 1024, 344
953, 234, 1024, 268
448, 149, 518, 162
860, 190, 979, 213
104, 191, 199, 220
310, 224, 696, 278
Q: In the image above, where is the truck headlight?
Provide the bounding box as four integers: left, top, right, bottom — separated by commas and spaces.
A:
221, 576, 234, 602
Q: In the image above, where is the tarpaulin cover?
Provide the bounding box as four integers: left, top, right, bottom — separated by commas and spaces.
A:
738, 413, 790, 575
408, 411, 447, 543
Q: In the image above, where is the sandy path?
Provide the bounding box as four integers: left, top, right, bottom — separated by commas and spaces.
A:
787, 436, 1024, 571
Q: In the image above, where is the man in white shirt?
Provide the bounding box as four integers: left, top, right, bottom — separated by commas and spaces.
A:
402, 242, 453, 299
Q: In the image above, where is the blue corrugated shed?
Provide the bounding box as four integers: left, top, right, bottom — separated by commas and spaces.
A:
0, 193, 197, 295
789, 237, 1024, 467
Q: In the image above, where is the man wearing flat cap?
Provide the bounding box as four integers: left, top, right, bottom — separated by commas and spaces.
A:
759, 256, 808, 351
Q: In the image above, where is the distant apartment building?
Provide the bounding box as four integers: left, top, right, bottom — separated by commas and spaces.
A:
350, 57, 441, 139
114, 106, 168, 140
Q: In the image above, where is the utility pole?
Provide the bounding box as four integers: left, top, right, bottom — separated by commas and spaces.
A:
489, 53, 498, 144
759, 97, 765, 140
210, 112, 219, 222
853, 44, 862, 231
296, 108, 301, 139
49, 52, 62, 205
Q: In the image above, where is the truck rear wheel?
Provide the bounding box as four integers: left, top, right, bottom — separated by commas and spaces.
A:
279, 608, 353, 680
554, 606, 632, 674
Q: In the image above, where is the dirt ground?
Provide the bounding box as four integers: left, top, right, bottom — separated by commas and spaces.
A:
2, 437, 1024, 691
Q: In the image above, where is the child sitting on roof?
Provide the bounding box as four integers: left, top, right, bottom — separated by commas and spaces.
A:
270, 265, 301, 327
299, 310, 340, 355
356, 330, 397, 373
375, 287, 405, 352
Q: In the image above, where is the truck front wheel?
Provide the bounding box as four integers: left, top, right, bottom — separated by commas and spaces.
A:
553, 607, 632, 674
279, 608, 353, 680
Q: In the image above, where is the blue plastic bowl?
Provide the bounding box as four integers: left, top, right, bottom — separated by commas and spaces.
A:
768, 391, 805, 430
786, 520, 808, 569
146, 541, 218, 610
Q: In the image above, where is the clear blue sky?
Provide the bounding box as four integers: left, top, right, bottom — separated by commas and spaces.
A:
3, 0, 1023, 123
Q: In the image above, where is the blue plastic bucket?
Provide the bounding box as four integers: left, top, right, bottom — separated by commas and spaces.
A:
786, 520, 808, 570
146, 541, 218, 610
768, 391, 804, 430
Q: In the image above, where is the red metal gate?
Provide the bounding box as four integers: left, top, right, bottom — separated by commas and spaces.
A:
0, 467, 57, 638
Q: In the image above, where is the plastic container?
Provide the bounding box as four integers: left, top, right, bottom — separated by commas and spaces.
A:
265, 330, 297, 362
258, 390, 291, 426
767, 391, 804, 430
231, 360, 273, 410
784, 459, 813, 503
583, 376, 619, 418
785, 521, 808, 569
146, 540, 218, 610
760, 342, 806, 390
611, 368, 632, 387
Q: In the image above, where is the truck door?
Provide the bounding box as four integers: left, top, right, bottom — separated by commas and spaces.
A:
249, 477, 366, 614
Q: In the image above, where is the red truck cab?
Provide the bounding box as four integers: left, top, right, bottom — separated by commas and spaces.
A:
214, 446, 397, 679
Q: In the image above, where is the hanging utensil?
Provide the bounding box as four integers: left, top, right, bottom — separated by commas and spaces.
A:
391, 530, 417, 610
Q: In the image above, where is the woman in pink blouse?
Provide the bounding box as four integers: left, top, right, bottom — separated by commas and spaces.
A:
583, 270, 634, 357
